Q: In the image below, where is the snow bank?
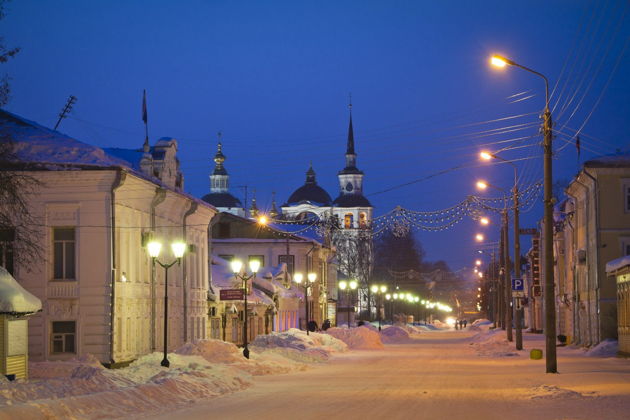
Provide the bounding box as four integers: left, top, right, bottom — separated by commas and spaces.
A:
469, 328, 520, 357
584, 339, 618, 358
251, 328, 348, 363
380, 326, 411, 343
528, 385, 597, 400
0, 337, 340, 419
326, 326, 384, 349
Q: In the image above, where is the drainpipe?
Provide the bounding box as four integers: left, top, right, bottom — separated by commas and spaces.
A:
109, 169, 127, 365
182, 201, 198, 342
150, 187, 166, 351
583, 168, 601, 343
565, 192, 579, 344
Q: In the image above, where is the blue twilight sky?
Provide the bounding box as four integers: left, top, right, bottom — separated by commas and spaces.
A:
3, 0, 629, 271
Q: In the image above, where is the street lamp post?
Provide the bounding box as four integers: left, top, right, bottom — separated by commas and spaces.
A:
230, 259, 261, 359
147, 240, 187, 368
294, 272, 317, 335
481, 151, 523, 350
491, 54, 556, 372
477, 179, 513, 342
370, 284, 387, 331
338, 280, 358, 327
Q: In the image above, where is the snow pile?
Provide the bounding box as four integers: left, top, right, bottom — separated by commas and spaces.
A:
528, 385, 597, 400
469, 328, 520, 357
251, 328, 348, 363
584, 339, 618, 358
380, 326, 411, 343
325, 326, 384, 349
472, 318, 492, 326
0, 337, 339, 419
359, 322, 378, 331
0, 266, 42, 314
432, 320, 449, 329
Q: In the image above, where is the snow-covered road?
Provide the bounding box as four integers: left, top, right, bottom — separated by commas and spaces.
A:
143, 329, 630, 420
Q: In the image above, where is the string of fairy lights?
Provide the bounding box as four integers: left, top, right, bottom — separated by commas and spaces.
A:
259, 180, 543, 239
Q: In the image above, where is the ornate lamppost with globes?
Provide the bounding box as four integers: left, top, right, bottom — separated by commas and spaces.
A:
230, 259, 260, 359
294, 272, 317, 335
147, 239, 187, 368
370, 284, 387, 331
338, 280, 358, 327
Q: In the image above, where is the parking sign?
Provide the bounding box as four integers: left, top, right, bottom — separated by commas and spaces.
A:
511, 278, 524, 292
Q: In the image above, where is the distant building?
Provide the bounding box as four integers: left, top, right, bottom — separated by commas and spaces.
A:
0, 109, 216, 366
281, 105, 373, 316
201, 136, 246, 217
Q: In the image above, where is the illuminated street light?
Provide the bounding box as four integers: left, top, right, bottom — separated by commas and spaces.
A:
338, 280, 358, 327
480, 217, 490, 225
147, 240, 186, 367
476, 180, 488, 190
370, 284, 388, 330
294, 271, 317, 335
475, 260, 482, 266
475, 234, 484, 242
231, 258, 260, 358
257, 215, 268, 225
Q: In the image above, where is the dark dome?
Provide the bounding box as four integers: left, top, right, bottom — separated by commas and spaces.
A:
201, 192, 243, 208
333, 194, 372, 208
286, 184, 332, 206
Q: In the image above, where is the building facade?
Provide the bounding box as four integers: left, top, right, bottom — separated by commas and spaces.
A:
1, 110, 216, 365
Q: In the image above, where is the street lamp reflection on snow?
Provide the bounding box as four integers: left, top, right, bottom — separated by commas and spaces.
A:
338, 280, 358, 327
294, 271, 317, 335
147, 240, 186, 368
231, 258, 260, 359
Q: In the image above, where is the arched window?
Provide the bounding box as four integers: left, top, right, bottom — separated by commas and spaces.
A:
344, 213, 353, 229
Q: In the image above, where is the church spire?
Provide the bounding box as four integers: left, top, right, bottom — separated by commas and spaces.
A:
210, 132, 229, 193
347, 95, 355, 156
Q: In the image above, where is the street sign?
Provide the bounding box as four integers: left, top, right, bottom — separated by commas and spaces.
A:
220, 289, 244, 300
511, 277, 524, 292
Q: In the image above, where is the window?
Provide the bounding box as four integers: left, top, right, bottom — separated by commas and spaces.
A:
359, 212, 367, 229
217, 222, 231, 238
218, 254, 234, 262
0, 228, 15, 275
248, 255, 264, 267
622, 238, 630, 256
53, 228, 75, 280
344, 213, 353, 229
624, 180, 630, 213
51, 321, 76, 354
278, 255, 294, 275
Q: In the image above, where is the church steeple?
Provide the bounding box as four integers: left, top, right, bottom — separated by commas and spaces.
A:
210, 132, 229, 193
338, 99, 364, 197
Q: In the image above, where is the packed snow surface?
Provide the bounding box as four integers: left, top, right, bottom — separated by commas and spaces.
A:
0, 266, 42, 314
584, 339, 618, 357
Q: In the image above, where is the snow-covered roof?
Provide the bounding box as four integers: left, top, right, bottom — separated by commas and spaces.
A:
584, 151, 630, 168
0, 267, 42, 315
1, 109, 129, 168
605, 255, 630, 273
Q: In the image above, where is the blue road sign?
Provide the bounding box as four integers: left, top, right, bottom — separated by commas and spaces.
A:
511, 278, 524, 291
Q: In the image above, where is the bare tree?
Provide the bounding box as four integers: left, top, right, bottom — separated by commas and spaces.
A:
0, 0, 20, 107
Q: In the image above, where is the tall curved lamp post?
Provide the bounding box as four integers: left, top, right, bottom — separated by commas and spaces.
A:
490, 54, 555, 372
370, 284, 387, 331
294, 272, 317, 335
338, 280, 358, 327
147, 240, 186, 368
230, 259, 260, 359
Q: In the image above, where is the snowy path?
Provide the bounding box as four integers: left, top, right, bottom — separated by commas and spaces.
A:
141, 330, 630, 420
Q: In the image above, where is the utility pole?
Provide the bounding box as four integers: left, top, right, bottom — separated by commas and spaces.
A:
54, 95, 77, 130
499, 223, 505, 330
503, 209, 513, 342
513, 185, 523, 350
543, 106, 557, 373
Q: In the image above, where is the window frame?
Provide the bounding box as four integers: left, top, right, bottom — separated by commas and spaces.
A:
278, 254, 295, 275
50, 321, 77, 354
52, 227, 76, 281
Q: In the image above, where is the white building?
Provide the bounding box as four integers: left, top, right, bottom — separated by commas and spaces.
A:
0, 109, 216, 366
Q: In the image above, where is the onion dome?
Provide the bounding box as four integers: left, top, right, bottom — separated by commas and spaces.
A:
285, 164, 332, 206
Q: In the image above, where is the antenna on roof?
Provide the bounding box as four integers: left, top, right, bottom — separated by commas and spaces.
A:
54, 95, 77, 130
